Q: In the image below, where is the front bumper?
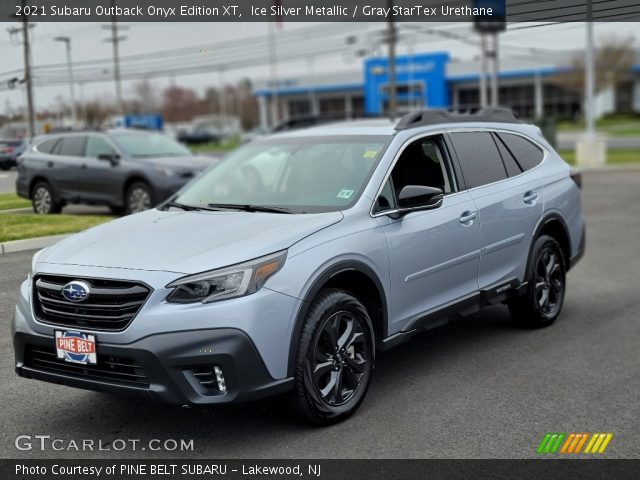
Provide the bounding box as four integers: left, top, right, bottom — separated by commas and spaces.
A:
14, 328, 293, 405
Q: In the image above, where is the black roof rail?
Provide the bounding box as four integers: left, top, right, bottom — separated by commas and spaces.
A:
395, 107, 521, 130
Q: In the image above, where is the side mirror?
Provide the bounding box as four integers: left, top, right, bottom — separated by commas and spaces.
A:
397, 185, 443, 212
97, 153, 120, 165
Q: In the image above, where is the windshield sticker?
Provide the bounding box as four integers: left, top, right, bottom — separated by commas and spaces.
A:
363, 150, 378, 158
337, 189, 354, 199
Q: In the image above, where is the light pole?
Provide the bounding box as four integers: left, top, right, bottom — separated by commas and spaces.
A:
53, 36, 77, 126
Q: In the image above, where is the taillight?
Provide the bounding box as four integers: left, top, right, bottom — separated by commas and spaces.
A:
570, 170, 582, 189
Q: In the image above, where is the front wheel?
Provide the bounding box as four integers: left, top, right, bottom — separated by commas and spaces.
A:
509, 235, 566, 328
125, 182, 154, 214
292, 289, 375, 425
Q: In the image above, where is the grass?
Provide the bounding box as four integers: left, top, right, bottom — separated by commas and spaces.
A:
189, 137, 240, 154
0, 214, 113, 243
557, 114, 640, 137
558, 149, 640, 166
0, 193, 31, 211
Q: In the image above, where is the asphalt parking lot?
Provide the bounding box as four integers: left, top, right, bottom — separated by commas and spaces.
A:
1, 170, 639, 459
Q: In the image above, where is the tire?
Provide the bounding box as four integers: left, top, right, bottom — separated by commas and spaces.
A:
508, 235, 566, 328
292, 288, 375, 425
0, 164, 10, 171
31, 181, 62, 214
125, 182, 154, 214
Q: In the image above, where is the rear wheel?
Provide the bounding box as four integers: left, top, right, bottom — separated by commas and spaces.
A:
292, 289, 374, 425
125, 182, 154, 214
32, 181, 62, 214
509, 235, 566, 328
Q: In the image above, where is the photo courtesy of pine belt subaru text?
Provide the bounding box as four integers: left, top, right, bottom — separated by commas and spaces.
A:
13, 108, 586, 424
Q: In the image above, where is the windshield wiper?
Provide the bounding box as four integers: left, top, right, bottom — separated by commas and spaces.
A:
164, 201, 211, 212
206, 203, 293, 214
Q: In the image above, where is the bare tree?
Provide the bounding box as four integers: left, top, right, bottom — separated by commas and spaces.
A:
132, 79, 160, 113
553, 34, 636, 95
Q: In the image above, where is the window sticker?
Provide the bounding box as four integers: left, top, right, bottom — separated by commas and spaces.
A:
337, 189, 354, 199
363, 150, 378, 158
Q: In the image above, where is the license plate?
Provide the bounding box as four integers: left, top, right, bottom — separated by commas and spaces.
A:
55, 330, 97, 365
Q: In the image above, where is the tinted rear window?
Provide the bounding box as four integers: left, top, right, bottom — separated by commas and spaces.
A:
493, 133, 523, 177
57, 136, 86, 157
35, 138, 59, 154
449, 132, 507, 189
496, 133, 544, 171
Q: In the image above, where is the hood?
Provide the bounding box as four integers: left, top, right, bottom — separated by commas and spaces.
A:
37, 209, 343, 274
142, 155, 217, 171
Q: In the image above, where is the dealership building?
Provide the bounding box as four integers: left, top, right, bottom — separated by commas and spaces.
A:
254, 51, 640, 127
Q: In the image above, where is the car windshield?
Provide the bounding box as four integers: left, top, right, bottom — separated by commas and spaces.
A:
173, 135, 390, 214
110, 132, 191, 157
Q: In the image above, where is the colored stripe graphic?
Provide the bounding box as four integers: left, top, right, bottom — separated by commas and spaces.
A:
584, 433, 613, 454
538, 433, 613, 454
537, 433, 565, 454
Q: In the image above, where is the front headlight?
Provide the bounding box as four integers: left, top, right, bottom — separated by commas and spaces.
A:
30, 248, 47, 278
165, 250, 287, 304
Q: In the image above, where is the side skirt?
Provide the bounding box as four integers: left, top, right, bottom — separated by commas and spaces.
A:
380, 278, 526, 351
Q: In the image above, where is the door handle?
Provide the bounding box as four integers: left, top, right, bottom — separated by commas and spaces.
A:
523, 190, 538, 205
459, 210, 478, 225
46, 161, 54, 168
80, 164, 87, 169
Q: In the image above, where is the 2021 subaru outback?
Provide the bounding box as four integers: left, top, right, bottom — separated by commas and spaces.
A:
13, 108, 585, 424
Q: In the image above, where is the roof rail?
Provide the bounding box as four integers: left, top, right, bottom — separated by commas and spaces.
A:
395, 107, 521, 130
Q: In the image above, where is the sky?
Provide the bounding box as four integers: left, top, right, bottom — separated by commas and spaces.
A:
0, 21, 638, 115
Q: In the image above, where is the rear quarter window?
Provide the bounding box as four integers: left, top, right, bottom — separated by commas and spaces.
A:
34, 138, 59, 154
448, 132, 507, 189
56, 136, 87, 157
496, 132, 544, 171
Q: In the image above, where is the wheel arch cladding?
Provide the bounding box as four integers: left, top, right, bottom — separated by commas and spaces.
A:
124, 175, 150, 197
287, 261, 388, 377
533, 214, 572, 270
29, 176, 50, 198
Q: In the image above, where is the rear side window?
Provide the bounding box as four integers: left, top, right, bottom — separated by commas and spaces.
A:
56, 136, 86, 157
496, 133, 544, 171
35, 138, 59, 154
448, 132, 507, 189
492, 133, 523, 177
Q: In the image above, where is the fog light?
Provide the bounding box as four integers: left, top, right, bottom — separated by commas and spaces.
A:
213, 366, 226, 392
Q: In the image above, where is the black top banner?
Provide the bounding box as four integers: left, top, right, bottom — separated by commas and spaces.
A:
1, 0, 639, 22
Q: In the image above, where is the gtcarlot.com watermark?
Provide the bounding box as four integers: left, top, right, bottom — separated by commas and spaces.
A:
15, 435, 194, 452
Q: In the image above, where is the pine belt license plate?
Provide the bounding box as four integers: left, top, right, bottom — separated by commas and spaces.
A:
55, 330, 97, 365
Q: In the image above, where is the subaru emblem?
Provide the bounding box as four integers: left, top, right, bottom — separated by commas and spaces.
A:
61, 280, 91, 303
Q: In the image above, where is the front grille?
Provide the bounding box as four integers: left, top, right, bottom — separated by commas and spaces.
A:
33, 275, 151, 331
25, 344, 149, 387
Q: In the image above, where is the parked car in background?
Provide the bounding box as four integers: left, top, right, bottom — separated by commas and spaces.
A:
16, 129, 218, 214
177, 126, 222, 145
0, 138, 27, 170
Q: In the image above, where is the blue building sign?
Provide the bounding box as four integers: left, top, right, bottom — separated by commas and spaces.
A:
364, 52, 449, 115
123, 114, 164, 131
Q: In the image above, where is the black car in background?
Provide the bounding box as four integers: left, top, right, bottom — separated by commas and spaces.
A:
0, 139, 27, 170
16, 130, 217, 214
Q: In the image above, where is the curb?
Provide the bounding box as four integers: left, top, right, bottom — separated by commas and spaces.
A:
0, 234, 69, 255
0, 207, 32, 214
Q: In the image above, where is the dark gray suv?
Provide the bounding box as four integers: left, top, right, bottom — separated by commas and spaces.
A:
16, 130, 216, 214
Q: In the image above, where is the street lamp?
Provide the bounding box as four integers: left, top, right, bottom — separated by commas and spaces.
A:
53, 36, 77, 126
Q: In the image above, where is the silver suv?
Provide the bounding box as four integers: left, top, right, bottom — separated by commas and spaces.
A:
13, 108, 585, 424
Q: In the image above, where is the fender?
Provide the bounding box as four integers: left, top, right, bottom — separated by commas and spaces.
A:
527, 211, 572, 272
286, 260, 388, 377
